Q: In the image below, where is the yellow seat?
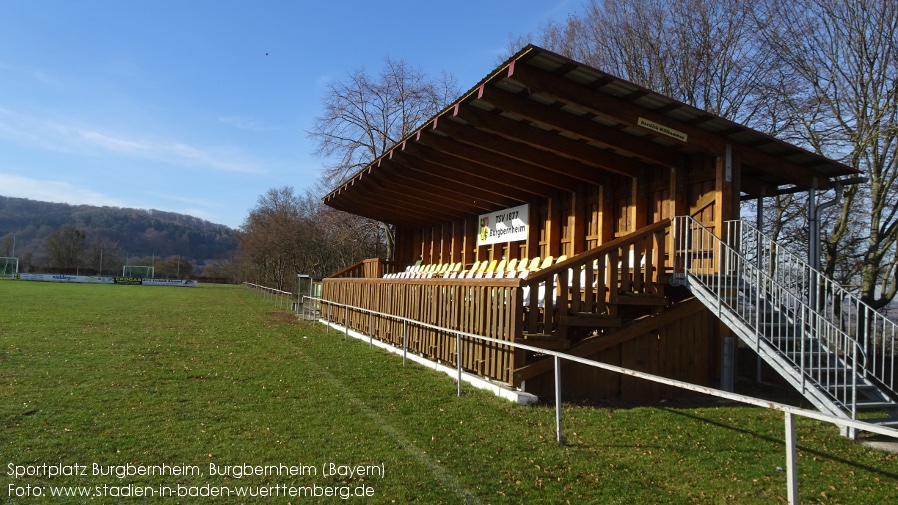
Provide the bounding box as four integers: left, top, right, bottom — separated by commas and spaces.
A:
475, 260, 495, 278
486, 259, 507, 278
501, 258, 518, 278
463, 260, 481, 278
520, 257, 550, 280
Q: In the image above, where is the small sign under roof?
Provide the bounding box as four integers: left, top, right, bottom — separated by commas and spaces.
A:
638, 117, 688, 143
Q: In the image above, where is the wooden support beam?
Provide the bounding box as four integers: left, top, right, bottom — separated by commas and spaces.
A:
513, 299, 705, 382
506, 64, 830, 190
714, 145, 740, 239
477, 85, 680, 169
548, 192, 562, 258
600, 183, 614, 245
573, 186, 586, 255
417, 129, 582, 193
435, 117, 605, 184
452, 104, 648, 178
398, 141, 543, 201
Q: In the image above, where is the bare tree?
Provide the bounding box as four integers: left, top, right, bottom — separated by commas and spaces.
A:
519, 0, 775, 127
307, 57, 458, 259
238, 186, 386, 290
84, 236, 122, 275
0, 233, 13, 256
45, 226, 85, 273
761, 0, 898, 309
155, 256, 192, 279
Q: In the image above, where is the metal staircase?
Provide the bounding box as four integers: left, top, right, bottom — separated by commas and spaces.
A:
671, 216, 898, 435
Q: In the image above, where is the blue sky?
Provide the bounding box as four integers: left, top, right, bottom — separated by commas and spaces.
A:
0, 0, 582, 229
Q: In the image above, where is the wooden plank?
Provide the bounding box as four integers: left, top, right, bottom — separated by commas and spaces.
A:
615, 294, 667, 306
513, 298, 704, 382
557, 314, 621, 327
621, 332, 660, 402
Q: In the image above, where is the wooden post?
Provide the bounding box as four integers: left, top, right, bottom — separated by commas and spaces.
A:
714, 145, 742, 238
573, 186, 586, 256
715, 145, 741, 388
600, 183, 614, 245
548, 192, 562, 258
633, 171, 648, 230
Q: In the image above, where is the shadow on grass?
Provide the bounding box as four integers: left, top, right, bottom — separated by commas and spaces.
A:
656, 406, 898, 481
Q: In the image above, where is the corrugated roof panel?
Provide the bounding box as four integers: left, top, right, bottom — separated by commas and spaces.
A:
495, 79, 524, 94
591, 115, 619, 128
527, 51, 567, 72
665, 107, 702, 122
693, 119, 734, 135
564, 66, 604, 86
632, 94, 669, 110
596, 80, 638, 98
726, 130, 762, 144
559, 103, 589, 117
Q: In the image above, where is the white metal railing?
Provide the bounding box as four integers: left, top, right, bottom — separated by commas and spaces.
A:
673, 216, 898, 425
302, 295, 896, 505
243, 282, 296, 312
727, 220, 897, 399
671, 216, 870, 420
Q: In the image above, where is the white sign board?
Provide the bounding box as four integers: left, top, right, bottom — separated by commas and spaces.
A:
477, 204, 529, 246
142, 279, 198, 287
16, 273, 114, 284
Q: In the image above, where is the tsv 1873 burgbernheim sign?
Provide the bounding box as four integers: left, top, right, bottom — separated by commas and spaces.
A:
478, 204, 528, 246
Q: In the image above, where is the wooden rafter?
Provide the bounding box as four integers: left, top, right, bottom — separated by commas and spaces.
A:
322, 45, 858, 227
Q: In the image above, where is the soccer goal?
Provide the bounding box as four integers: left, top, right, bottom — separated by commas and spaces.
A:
0, 257, 18, 278
122, 265, 154, 278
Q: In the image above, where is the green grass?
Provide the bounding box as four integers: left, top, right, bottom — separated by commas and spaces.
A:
1, 280, 896, 504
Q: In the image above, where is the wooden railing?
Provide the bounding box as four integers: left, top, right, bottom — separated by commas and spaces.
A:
322, 277, 521, 384
321, 221, 671, 386
328, 258, 398, 279
519, 219, 670, 337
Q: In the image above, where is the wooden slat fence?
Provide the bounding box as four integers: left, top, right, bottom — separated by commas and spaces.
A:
328, 258, 397, 279
322, 277, 522, 384
519, 219, 670, 336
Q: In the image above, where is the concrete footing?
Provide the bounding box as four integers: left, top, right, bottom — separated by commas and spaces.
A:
319, 319, 539, 405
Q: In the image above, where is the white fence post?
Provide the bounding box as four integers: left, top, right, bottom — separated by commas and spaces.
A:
555, 355, 563, 444
785, 412, 798, 504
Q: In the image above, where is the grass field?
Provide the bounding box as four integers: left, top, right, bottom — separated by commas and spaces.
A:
1, 280, 896, 504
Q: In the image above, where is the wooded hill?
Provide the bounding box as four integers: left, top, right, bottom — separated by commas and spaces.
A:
0, 196, 238, 272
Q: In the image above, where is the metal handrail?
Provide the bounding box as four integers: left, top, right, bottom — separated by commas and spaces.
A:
728, 220, 897, 398
672, 216, 866, 419
243, 282, 296, 311
302, 294, 896, 505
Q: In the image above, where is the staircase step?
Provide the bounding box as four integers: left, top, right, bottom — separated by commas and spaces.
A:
515, 334, 571, 350
826, 384, 881, 393
856, 401, 898, 411
558, 313, 622, 327
613, 293, 667, 306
